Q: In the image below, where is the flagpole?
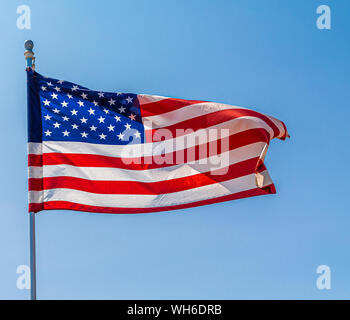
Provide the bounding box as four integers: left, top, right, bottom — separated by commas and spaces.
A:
29, 211, 37, 300
25, 40, 37, 300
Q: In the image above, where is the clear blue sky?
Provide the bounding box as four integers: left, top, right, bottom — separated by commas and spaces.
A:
1, 0, 349, 299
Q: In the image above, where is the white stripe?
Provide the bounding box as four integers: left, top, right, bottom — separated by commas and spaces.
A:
29, 166, 44, 179
265, 115, 286, 138
29, 187, 43, 205
28, 143, 42, 155
29, 170, 272, 208
143, 102, 248, 129
138, 94, 167, 105
29, 142, 267, 182
28, 116, 273, 158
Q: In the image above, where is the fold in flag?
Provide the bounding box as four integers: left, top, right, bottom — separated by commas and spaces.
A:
27, 70, 288, 214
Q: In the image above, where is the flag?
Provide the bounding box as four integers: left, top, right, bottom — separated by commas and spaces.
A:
27, 70, 288, 214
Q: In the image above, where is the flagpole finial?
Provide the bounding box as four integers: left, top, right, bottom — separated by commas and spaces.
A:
24, 40, 35, 70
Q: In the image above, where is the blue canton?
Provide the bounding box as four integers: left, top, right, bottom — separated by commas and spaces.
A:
35, 72, 144, 145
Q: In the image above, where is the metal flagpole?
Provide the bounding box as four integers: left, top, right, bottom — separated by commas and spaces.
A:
29, 212, 37, 300
25, 40, 37, 300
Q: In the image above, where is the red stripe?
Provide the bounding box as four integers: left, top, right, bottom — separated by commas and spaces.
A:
28, 154, 42, 167
29, 157, 262, 194
146, 109, 281, 141
140, 98, 203, 117
29, 203, 44, 213
28, 128, 270, 170
28, 184, 276, 214
280, 121, 289, 140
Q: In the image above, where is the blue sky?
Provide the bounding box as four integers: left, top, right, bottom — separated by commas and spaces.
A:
1, 0, 349, 299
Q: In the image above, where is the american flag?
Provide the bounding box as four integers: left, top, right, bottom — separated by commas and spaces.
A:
27, 70, 288, 214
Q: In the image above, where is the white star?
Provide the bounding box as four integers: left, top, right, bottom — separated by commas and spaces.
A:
98, 116, 105, 123
81, 132, 88, 138
53, 108, 60, 114
51, 93, 58, 99
90, 125, 97, 131
107, 124, 115, 132
77, 101, 84, 107
53, 122, 61, 128
99, 133, 106, 140
44, 130, 52, 136
98, 92, 104, 98
71, 109, 78, 116
92, 101, 99, 106
126, 96, 133, 103
72, 124, 79, 130
87, 108, 95, 115
54, 86, 61, 92
44, 114, 52, 120
57, 80, 64, 84
80, 117, 88, 124
117, 133, 124, 140
134, 131, 141, 138
81, 93, 88, 99
108, 98, 116, 106
116, 92, 122, 96
114, 115, 121, 122
118, 106, 126, 113
67, 94, 73, 99
41, 86, 47, 91
129, 114, 136, 121
43, 99, 50, 106
62, 116, 69, 121
62, 130, 70, 137
61, 101, 68, 107
72, 85, 79, 92
103, 108, 110, 114
124, 123, 131, 130
47, 82, 53, 86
